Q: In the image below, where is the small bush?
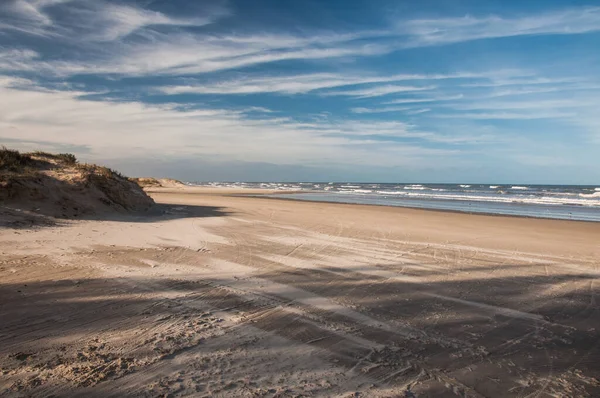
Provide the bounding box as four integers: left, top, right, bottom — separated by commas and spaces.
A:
57, 153, 77, 164
0, 146, 32, 172
76, 164, 127, 179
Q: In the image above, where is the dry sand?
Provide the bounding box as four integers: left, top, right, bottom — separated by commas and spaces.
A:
1, 187, 600, 397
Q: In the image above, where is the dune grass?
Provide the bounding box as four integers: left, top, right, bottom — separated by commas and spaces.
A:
0, 147, 127, 179
29, 151, 77, 165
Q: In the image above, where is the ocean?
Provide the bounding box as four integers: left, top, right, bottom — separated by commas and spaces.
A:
195, 182, 600, 222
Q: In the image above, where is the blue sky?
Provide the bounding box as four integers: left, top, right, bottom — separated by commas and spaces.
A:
1, 0, 599, 183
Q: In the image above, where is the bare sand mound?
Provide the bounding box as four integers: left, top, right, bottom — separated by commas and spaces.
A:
130, 177, 186, 189
0, 148, 154, 223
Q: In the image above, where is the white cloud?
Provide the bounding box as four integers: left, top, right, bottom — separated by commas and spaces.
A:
0, 78, 462, 167
321, 84, 435, 98
435, 111, 577, 120
159, 73, 396, 95
2, 0, 74, 27
0, 35, 392, 77
158, 71, 518, 96
449, 98, 595, 111
350, 106, 431, 114
0, 48, 40, 71
460, 76, 583, 88
68, 2, 224, 42
402, 7, 600, 47
0, 0, 226, 41
1, 3, 600, 82
383, 94, 465, 105
351, 106, 411, 114
109, 36, 391, 76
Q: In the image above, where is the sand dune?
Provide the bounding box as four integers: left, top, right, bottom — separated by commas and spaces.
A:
1, 187, 600, 397
0, 150, 154, 227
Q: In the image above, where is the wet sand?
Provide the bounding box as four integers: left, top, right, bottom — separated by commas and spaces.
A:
1, 187, 600, 397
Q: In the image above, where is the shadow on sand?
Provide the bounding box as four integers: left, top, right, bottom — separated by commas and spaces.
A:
1, 254, 599, 396
0, 202, 231, 229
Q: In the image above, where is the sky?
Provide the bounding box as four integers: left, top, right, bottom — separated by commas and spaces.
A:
1, 0, 599, 183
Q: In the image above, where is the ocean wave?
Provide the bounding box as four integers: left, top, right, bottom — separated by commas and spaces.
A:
460, 184, 471, 188
338, 189, 372, 195
490, 185, 500, 189
366, 190, 600, 206
377, 191, 408, 195
404, 185, 427, 190
596, 188, 600, 192
580, 192, 600, 198
510, 186, 529, 190
340, 185, 361, 188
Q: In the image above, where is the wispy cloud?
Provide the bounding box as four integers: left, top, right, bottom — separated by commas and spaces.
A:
0, 0, 227, 40
158, 72, 523, 97
350, 106, 431, 114
159, 73, 398, 95
321, 84, 435, 98
1, 3, 599, 80
401, 7, 600, 47
0, 34, 391, 77
383, 94, 465, 105
435, 111, 577, 120
460, 76, 583, 88
449, 98, 596, 111
96, 37, 391, 76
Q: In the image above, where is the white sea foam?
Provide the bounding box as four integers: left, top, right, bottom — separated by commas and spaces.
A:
510, 186, 529, 190
377, 191, 408, 195
352, 189, 373, 193
490, 185, 500, 189
596, 188, 600, 192
580, 192, 600, 198
404, 184, 427, 190
460, 184, 471, 188
340, 185, 361, 188
366, 190, 600, 207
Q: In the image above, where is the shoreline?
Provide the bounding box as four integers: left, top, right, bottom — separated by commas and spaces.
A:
152, 186, 600, 224
241, 192, 600, 224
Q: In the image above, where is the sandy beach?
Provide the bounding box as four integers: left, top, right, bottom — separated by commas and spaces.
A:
1, 186, 600, 397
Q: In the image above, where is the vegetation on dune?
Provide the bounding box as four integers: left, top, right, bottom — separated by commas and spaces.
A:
0, 146, 154, 218
0, 146, 34, 172
76, 163, 126, 179
1, 147, 79, 173
1, 147, 124, 178
129, 177, 185, 188
30, 151, 77, 165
